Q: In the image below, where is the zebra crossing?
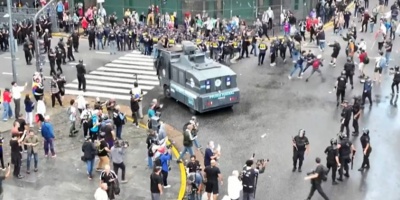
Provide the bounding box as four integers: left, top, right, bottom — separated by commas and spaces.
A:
65, 51, 159, 100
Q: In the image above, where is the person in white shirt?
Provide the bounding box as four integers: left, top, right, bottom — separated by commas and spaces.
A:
227, 170, 242, 200
11, 81, 27, 120
94, 183, 109, 200
68, 99, 79, 137
130, 82, 143, 118
36, 96, 46, 131
76, 93, 86, 114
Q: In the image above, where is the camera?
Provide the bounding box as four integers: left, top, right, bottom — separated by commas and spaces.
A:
115, 140, 129, 147
256, 159, 268, 174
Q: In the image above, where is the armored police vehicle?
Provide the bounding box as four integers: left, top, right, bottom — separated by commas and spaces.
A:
154, 41, 240, 114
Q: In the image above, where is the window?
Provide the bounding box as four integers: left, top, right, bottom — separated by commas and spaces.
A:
172, 67, 178, 82
178, 70, 185, 85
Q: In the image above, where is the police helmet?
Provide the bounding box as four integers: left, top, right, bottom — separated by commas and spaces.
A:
60, 38, 63, 41
347, 57, 352, 62
79, 59, 83, 63
330, 138, 337, 145
298, 129, 306, 137
362, 129, 370, 135
395, 66, 400, 71
341, 70, 346, 75
55, 46, 59, 49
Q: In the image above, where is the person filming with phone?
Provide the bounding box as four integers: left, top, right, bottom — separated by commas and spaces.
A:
10, 132, 26, 179
240, 155, 267, 200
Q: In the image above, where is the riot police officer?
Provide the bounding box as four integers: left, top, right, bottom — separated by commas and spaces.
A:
48, 48, 56, 76
23, 39, 32, 65
340, 100, 352, 136
292, 129, 310, 172
55, 46, 63, 74
88, 27, 96, 50
258, 41, 267, 65
358, 129, 372, 171
42, 29, 51, 53
66, 36, 75, 62
362, 76, 373, 106
352, 96, 362, 136
58, 38, 67, 64
343, 57, 355, 89
324, 138, 340, 185
72, 30, 79, 52
337, 132, 356, 181
335, 71, 347, 107
76, 60, 86, 91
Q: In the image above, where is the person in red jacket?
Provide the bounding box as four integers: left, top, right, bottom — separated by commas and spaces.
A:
358, 49, 368, 78
2, 89, 13, 121
81, 17, 88, 35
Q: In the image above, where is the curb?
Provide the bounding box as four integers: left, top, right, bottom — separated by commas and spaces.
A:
126, 116, 186, 200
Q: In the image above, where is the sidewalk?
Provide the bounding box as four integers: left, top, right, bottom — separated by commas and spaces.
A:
0, 90, 182, 200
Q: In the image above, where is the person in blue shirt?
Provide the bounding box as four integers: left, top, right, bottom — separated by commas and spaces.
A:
204, 141, 218, 168
289, 50, 306, 79
362, 76, 373, 106
41, 115, 56, 157
159, 149, 172, 188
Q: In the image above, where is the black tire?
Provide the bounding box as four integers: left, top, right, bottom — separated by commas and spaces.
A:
163, 85, 171, 99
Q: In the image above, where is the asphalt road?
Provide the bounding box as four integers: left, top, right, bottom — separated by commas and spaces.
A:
143, 6, 400, 200
0, 37, 123, 89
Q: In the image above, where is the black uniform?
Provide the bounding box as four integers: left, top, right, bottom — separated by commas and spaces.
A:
76, 63, 86, 91
66, 39, 75, 61
391, 70, 400, 94
336, 75, 347, 106
359, 134, 372, 170
58, 41, 66, 64
23, 41, 32, 65
338, 138, 352, 181
43, 32, 51, 53
88, 29, 96, 50
292, 135, 309, 172
72, 32, 79, 52
48, 50, 56, 76
55, 48, 63, 73
324, 145, 339, 184
340, 105, 352, 136
352, 100, 362, 136
241, 167, 258, 199
344, 61, 355, 88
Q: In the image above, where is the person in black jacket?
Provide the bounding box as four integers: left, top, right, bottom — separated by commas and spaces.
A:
344, 57, 355, 89
81, 136, 96, 179
130, 93, 140, 128
76, 60, 86, 91
112, 105, 126, 140
391, 66, 400, 94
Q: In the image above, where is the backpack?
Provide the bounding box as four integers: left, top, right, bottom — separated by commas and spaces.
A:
312, 59, 320, 68
88, 116, 93, 129
363, 56, 370, 64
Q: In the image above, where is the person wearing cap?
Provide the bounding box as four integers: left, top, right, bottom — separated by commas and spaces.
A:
82, 136, 96, 179
76, 59, 86, 91
305, 54, 324, 82
41, 115, 56, 157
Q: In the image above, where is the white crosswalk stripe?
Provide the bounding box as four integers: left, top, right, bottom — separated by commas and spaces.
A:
65, 50, 158, 100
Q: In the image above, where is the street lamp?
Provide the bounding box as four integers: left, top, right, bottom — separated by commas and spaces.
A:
6, 0, 17, 82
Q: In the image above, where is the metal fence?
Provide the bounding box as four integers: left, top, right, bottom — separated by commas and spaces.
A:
0, 6, 59, 31
105, 0, 319, 24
